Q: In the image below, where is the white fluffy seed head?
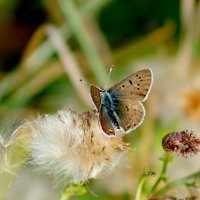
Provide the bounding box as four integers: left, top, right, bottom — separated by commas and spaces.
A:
26, 109, 129, 185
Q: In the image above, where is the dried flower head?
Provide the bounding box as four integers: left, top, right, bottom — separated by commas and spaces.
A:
26, 109, 129, 185
162, 130, 200, 157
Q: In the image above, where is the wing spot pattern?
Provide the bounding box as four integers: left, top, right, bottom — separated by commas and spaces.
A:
138, 93, 145, 97
129, 80, 133, 85
125, 124, 131, 130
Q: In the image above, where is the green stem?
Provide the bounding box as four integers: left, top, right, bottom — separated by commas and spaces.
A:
135, 173, 148, 200
154, 170, 200, 196
58, 0, 107, 84
151, 154, 171, 194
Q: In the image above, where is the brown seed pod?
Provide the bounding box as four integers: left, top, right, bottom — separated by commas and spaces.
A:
162, 130, 200, 158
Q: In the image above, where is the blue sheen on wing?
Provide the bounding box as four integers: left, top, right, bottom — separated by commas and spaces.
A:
101, 91, 120, 129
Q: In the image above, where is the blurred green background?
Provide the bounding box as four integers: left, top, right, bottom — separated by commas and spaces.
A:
1, 0, 200, 199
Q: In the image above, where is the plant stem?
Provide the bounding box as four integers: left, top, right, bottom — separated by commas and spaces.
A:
154, 170, 200, 196
135, 173, 148, 200
150, 154, 171, 194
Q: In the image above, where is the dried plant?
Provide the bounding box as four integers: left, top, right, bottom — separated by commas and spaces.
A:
25, 109, 129, 185
162, 130, 200, 158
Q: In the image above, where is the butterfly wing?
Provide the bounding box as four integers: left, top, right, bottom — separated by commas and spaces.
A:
114, 100, 145, 133
108, 69, 152, 101
90, 85, 102, 111
108, 69, 152, 133
90, 85, 115, 135
99, 106, 115, 135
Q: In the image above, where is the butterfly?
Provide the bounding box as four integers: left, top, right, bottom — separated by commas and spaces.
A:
90, 69, 153, 135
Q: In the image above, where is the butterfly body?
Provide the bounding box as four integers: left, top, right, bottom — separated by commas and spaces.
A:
100, 89, 121, 130
90, 69, 153, 136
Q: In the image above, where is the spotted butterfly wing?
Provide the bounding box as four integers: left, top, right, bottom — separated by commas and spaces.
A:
114, 100, 145, 133
108, 69, 152, 101
107, 69, 153, 133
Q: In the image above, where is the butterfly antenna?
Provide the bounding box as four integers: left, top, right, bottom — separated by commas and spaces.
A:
104, 65, 113, 90
79, 79, 92, 87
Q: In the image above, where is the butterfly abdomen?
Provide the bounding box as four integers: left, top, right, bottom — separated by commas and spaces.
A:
107, 109, 120, 129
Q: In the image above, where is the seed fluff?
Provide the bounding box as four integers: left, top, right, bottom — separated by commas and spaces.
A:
25, 109, 129, 185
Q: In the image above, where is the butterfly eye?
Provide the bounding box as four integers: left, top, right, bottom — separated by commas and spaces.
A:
100, 89, 105, 92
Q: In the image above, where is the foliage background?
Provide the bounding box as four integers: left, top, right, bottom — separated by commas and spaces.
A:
0, 0, 200, 199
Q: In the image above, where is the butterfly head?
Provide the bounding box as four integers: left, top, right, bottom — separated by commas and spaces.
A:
99, 87, 105, 92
